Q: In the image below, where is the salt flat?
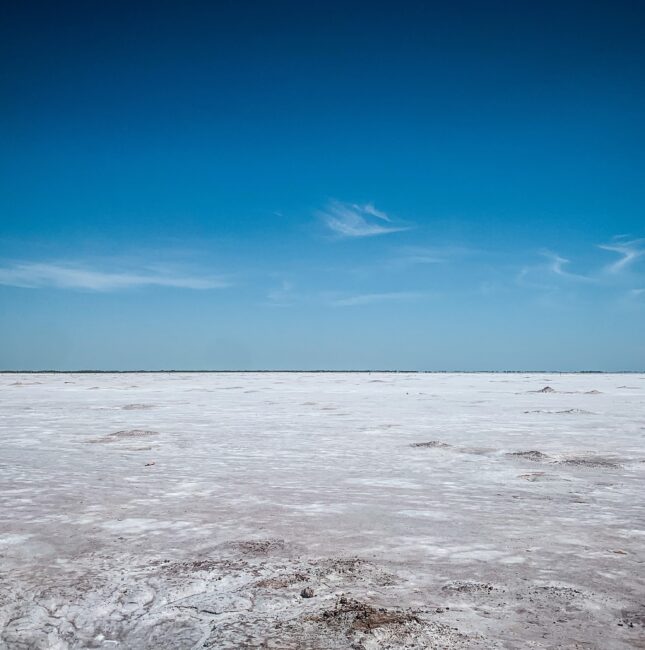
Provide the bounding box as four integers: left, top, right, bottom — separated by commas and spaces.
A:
1, 372, 644, 649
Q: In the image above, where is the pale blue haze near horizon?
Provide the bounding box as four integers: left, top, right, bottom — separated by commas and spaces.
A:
1, 1, 644, 370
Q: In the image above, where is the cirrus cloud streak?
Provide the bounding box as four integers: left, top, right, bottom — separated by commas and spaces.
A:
0, 261, 228, 291
319, 200, 410, 238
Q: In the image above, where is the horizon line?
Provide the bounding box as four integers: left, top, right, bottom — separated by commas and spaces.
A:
1, 369, 643, 374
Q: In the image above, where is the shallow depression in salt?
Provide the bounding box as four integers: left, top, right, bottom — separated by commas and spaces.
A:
1, 372, 644, 649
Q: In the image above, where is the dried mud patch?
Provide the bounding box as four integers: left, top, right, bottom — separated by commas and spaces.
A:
526, 386, 603, 395
290, 597, 473, 650
311, 557, 398, 587
316, 598, 420, 631
216, 538, 295, 558
410, 440, 452, 449
88, 429, 159, 444
203, 606, 472, 650
531, 386, 556, 393
151, 556, 252, 582
157, 558, 227, 574
556, 455, 622, 469
506, 450, 551, 462
254, 572, 310, 589
442, 580, 500, 594
528, 584, 583, 601
507, 450, 625, 470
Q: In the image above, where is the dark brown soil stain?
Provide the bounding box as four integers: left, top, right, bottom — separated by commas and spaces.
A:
315, 598, 420, 632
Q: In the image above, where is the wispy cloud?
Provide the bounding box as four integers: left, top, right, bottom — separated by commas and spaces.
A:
517, 251, 593, 290
541, 251, 594, 282
319, 200, 410, 238
331, 291, 425, 306
0, 261, 228, 291
599, 237, 645, 273
518, 237, 645, 293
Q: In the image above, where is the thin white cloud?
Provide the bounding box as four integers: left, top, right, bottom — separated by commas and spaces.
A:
518, 237, 645, 291
516, 251, 593, 290
0, 262, 228, 291
359, 202, 390, 221
599, 238, 645, 273
331, 291, 425, 306
541, 251, 594, 282
319, 200, 410, 238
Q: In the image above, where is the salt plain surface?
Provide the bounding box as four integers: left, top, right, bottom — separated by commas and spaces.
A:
1, 372, 644, 649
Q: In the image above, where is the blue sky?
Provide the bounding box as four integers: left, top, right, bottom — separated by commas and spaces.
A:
1, 1, 644, 370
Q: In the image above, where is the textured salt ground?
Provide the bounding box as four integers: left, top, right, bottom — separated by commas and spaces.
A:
1, 373, 645, 649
